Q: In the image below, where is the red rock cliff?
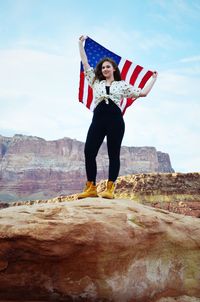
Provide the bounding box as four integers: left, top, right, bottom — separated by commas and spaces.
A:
0, 134, 174, 202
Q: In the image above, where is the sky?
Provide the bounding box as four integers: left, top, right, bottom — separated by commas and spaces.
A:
0, 0, 199, 172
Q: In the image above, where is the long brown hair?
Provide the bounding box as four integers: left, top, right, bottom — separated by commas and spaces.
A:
93, 57, 121, 83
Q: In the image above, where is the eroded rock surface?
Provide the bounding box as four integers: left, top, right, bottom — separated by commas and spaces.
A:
0, 198, 199, 301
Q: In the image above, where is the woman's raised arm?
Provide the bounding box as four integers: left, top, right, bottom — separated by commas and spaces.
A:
139, 72, 158, 97
78, 35, 90, 71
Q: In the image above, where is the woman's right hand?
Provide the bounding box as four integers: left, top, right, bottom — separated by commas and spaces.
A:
78, 35, 90, 70
79, 35, 87, 43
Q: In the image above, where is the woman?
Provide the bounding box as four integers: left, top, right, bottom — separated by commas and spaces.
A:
78, 35, 157, 199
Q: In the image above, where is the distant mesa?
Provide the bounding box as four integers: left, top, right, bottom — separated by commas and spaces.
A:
0, 134, 174, 202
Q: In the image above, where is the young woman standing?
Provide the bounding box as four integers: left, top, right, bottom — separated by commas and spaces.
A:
78, 35, 157, 199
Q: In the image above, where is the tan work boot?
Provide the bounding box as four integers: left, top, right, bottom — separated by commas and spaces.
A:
100, 181, 115, 199
77, 181, 98, 199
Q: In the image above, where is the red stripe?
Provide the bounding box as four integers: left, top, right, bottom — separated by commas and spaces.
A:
122, 98, 137, 115
78, 72, 85, 102
120, 60, 132, 80
86, 86, 93, 109
129, 65, 143, 86
138, 71, 153, 88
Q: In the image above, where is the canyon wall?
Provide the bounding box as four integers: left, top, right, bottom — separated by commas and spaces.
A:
0, 134, 174, 201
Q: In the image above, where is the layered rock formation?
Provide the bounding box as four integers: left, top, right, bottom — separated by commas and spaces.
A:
0, 134, 174, 202
0, 198, 199, 301
10, 172, 200, 218
101, 172, 200, 218
98, 172, 200, 203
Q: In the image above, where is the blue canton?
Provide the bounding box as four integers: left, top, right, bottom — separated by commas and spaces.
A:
81, 37, 121, 71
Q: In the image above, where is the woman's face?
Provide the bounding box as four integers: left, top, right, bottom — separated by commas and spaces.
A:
101, 61, 115, 79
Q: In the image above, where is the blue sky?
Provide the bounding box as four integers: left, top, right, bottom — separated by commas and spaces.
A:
0, 0, 199, 172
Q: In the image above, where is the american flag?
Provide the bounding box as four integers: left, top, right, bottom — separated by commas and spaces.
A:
78, 37, 154, 115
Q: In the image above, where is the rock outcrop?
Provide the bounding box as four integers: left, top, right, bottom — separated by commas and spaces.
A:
0, 134, 174, 202
9, 172, 200, 218
98, 173, 200, 218
98, 172, 200, 218
0, 198, 199, 301
98, 172, 200, 202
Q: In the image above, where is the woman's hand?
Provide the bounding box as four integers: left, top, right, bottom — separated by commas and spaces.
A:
152, 71, 158, 78
78, 35, 90, 70
79, 35, 87, 43
137, 71, 158, 97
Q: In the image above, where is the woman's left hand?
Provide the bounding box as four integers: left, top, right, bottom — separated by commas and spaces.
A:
152, 71, 158, 78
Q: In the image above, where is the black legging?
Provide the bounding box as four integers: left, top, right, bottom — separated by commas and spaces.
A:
84, 99, 125, 184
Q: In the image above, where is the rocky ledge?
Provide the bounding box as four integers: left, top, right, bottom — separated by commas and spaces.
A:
10, 172, 200, 218
98, 172, 200, 218
0, 198, 199, 301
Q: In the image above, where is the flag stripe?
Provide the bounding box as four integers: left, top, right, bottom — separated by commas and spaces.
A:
120, 98, 127, 112
129, 65, 143, 86
125, 63, 137, 84
122, 98, 136, 115
86, 86, 93, 109
134, 68, 148, 88
120, 60, 132, 80
139, 70, 153, 88
118, 58, 125, 73
79, 71, 85, 103
82, 78, 88, 106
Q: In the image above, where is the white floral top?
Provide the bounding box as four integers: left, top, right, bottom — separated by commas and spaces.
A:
84, 67, 141, 111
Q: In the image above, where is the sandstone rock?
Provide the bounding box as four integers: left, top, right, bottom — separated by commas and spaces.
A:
0, 198, 199, 301
98, 172, 200, 201
149, 201, 200, 218
0, 134, 174, 202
